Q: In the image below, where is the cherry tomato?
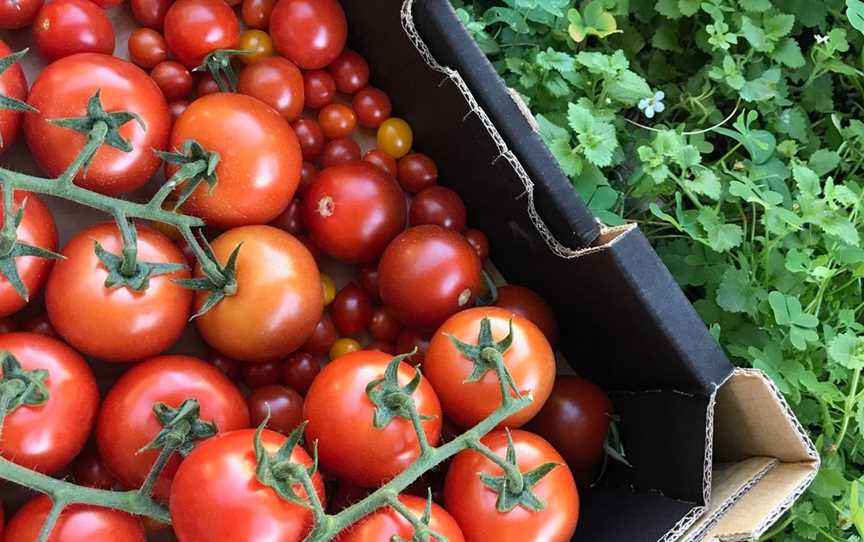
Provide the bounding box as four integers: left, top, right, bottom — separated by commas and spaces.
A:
128, 28, 167, 69
238, 56, 304, 121
207, 349, 241, 380
366, 340, 394, 354
73, 450, 116, 489
196, 72, 220, 96
321, 137, 361, 168
358, 267, 380, 300
269, 0, 346, 69
303, 69, 336, 109
130, 0, 169, 28
329, 337, 360, 359
302, 314, 337, 354
445, 430, 579, 542
168, 93, 301, 228
194, 226, 323, 363
369, 307, 401, 343
5, 496, 146, 542
338, 494, 465, 542
352, 87, 391, 129
395, 328, 430, 366
33, 0, 114, 61
239, 29, 273, 64
363, 149, 397, 177
0, 191, 57, 318
379, 225, 482, 329
464, 228, 489, 261
0, 41, 29, 153
150, 60, 193, 101
19, 312, 57, 337
397, 153, 438, 193
298, 161, 317, 194
25, 54, 170, 195
377, 118, 413, 159
304, 350, 442, 487
495, 285, 558, 347
409, 186, 467, 232
302, 161, 406, 263
241, 359, 283, 388
331, 283, 373, 336
527, 376, 612, 471
318, 103, 356, 139
97, 355, 248, 500
0, 0, 42, 28
168, 100, 189, 119
292, 117, 325, 159
320, 273, 335, 305
91, 0, 122, 6
282, 351, 319, 395
270, 198, 304, 235
0, 316, 17, 333
163, 0, 240, 68
327, 49, 369, 95
425, 306, 555, 428
247, 384, 303, 434
241, 0, 274, 28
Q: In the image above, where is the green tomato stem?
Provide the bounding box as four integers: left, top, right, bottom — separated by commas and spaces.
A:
137, 441, 177, 499
36, 497, 67, 542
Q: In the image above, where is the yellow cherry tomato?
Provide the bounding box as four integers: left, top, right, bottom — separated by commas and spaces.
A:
330, 337, 362, 360
239, 29, 273, 64
377, 118, 413, 158
321, 273, 336, 306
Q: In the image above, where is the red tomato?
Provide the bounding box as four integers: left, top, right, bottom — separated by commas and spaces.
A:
0, 333, 98, 473
397, 153, 438, 193
241, 358, 283, 388
168, 99, 189, 119
247, 384, 303, 434
379, 225, 482, 329
0, 0, 41, 28
318, 102, 356, 139
91, 0, 123, 6
302, 161, 406, 263
369, 306, 401, 343
270, 198, 304, 235
0, 41, 28, 153
527, 376, 612, 471
296, 161, 318, 194
128, 28, 168, 68
424, 307, 555, 428
150, 60, 192, 101
163, 0, 239, 68
352, 87, 391, 129
321, 137, 361, 168
33, 0, 114, 61
19, 312, 57, 337
338, 495, 465, 542
97, 355, 249, 500
463, 228, 489, 261
366, 340, 394, 354
395, 328, 430, 366
5, 496, 146, 542
207, 349, 241, 380
130, 0, 169, 28
358, 267, 380, 300
409, 186, 467, 232
269, 0, 346, 69
241, 0, 274, 28
301, 314, 337, 354
45, 223, 191, 363
495, 285, 558, 347
292, 117, 325, 159
303, 69, 336, 109
327, 49, 369, 95
196, 72, 220, 96
25, 53, 170, 195
168, 93, 301, 228
171, 428, 325, 541
331, 282, 373, 336
194, 225, 323, 363
363, 149, 397, 177
238, 56, 304, 121
282, 351, 319, 395
73, 450, 116, 489
304, 350, 442, 487
0, 191, 57, 318
445, 430, 579, 542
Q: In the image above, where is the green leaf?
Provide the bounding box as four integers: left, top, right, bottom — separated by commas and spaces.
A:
606, 70, 652, 106
698, 208, 743, 252
717, 268, 759, 314
848, 0, 864, 35
690, 168, 722, 200
740, 67, 782, 102
828, 333, 863, 369
567, 103, 618, 167
768, 291, 819, 350
772, 38, 806, 68
808, 150, 841, 175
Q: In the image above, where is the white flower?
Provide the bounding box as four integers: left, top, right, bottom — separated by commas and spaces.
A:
815, 34, 829, 44
638, 90, 666, 119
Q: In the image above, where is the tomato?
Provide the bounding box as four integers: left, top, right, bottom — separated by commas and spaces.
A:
241, 359, 283, 387
247, 384, 303, 434
366, 340, 394, 354
19, 312, 57, 337
163, 0, 240, 68
303, 69, 336, 109
128, 28, 168, 69
45, 223, 191, 363
171, 428, 325, 542
321, 137, 361, 168
207, 349, 241, 380
445, 430, 579, 542
150, 60, 192, 101
358, 267, 380, 300
239, 29, 273, 64
379, 225, 482, 329
377, 118, 413, 159
352, 87, 391, 129
0, 41, 28, 153
91, 0, 122, 6
130, 0, 169, 28
304, 350, 442, 487
363, 149, 397, 177
302, 314, 337, 354
0, 316, 17, 333
270, 0, 346, 69
395, 328, 430, 366
397, 153, 438, 193
338, 495, 465, 542
196, 73, 220, 96
493, 285, 558, 347
33, 0, 114, 61
168, 93, 301, 228
5, 496, 146, 542
0, 191, 57, 317
318, 103, 356, 139
168, 99, 189, 119
292, 117, 325, 159
25, 54, 170, 195
97, 355, 248, 500
327, 49, 369, 95
316, 274, 334, 306
0, 333, 98, 474
0, 0, 41, 28
241, 0, 274, 28
331, 283, 373, 336
409, 186, 467, 232
282, 351, 319, 394
464, 228, 489, 261
424, 306, 555, 429
270, 198, 304, 236
73, 450, 116, 489
238, 56, 304, 121
298, 161, 317, 194
369, 307, 401, 342
329, 337, 360, 359
194, 225, 323, 363
527, 376, 612, 472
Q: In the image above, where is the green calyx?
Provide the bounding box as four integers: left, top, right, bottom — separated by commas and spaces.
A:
139, 399, 217, 457
447, 317, 519, 394
0, 351, 49, 417
389, 489, 448, 542
153, 139, 220, 211
174, 236, 241, 319
254, 420, 319, 507
365, 351, 428, 429
94, 239, 186, 291
0, 48, 38, 148
195, 49, 250, 92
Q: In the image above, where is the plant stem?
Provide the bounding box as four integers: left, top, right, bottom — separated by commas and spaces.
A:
406, 400, 433, 457
831, 366, 861, 454
467, 438, 525, 493
137, 442, 176, 498
36, 497, 67, 542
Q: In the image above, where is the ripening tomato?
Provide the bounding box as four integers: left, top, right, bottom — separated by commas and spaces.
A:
379, 225, 482, 329
193, 225, 323, 363
292, 117, 325, 159
163, 0, 240, 68
128, 28, 168, 68
0, 41, 29, 153
321, 137, 360, 168
363, 149, 397, 177
150, 60, 193, 101
33, 0, 114, 61
168, 93, 301, 228
0, 333, 99, 474
397, 153, 438, 193
302, 161, 406, 263
352, 87, 391, 129
327, 49, 369, 95
130, 0, 169, 28
338, 495, 465, 542
25, 53, 170, 195
269, 0, 346, 69
171, 428, 325, 542
5, 496, 146, 542
241, 0, 274, 28
409, 186, 467, 232
238, 29, 273, 63
0, 0, 42, 28
304, 350, 442, 487
377, 118, 412, 159
45, 222, 192, 363
495, 285, 558, 346
425, 306, 555, 429
238, 56, 304, 121
0, 191, 57, 318
445, 430, 579, 542
318, 103, 356, 139
328, 337, 360, 359
303, 70, 336, 109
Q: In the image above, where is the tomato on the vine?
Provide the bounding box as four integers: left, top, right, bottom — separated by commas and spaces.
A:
338, 495, 465, 542
5, 496, 146, 542
163, 0, 240, 68
495, 284, 558, 347
33, 0, 114, 61
128, 28, 168, 69
238, 56, 304, 121
0, 0, 42, 28
269, 0, 346, 69
0, 41, 29, 153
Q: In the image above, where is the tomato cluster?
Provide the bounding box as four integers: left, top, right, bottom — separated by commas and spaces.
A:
0, 1, 617, 540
